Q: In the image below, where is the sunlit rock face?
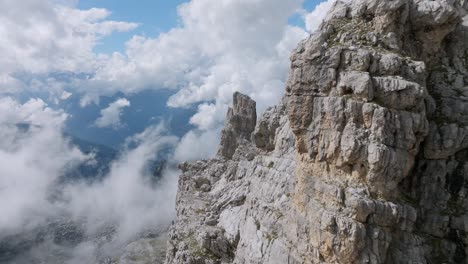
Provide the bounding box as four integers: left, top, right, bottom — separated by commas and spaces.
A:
166, 0, 468, 263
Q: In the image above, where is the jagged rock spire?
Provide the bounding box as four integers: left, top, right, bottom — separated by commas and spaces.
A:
217, 92, 256, 159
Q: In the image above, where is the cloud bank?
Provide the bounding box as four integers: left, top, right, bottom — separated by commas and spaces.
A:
0, 97, 179, 262
61, 123, 180, 259
0, 97, 87, 237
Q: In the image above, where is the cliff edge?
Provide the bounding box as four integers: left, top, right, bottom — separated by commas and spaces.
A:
166, 0, 468, 263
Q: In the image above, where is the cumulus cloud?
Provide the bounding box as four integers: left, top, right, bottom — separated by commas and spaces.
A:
96, 0, 306, 108
304, 0, 337, 32
51, 0, 305, 124
67, 0, 310, 160
90, 0, 309, 159
94, 98, 131, 129
0, 0, 137, 95
0, 0, 318, 159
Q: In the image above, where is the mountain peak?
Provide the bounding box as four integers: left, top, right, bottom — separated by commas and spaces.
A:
217, 92, 257, 159
167, 1, 468, 263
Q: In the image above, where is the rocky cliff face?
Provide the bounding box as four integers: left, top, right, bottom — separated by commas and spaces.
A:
166, 0, 468, 263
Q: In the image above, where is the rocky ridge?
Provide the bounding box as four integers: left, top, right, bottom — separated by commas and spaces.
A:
166, 0, 468, 263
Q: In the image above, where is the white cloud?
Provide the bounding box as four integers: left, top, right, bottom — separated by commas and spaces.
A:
63, 123, 179, 241
88, 0, 313, 160
94, 98, 131, 129
174, 128, 221, 162
0, 97, 87, 236
304, 0, 336, 32
0, 73, 24, 94
60, 91, 73, 100
189, 103, 227, 130
0, 97, 68, 126
0, 97, 180, 261
0, 0, 316, 158
77, 0, 307, 122
63, 0, 309, 161
0, 0, 137, 94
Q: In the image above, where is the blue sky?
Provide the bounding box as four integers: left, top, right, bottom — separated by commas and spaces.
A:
78, 0, 190, 53
71, 1, 196, 145
64, 90, 195, 148
77, 0, 322, 54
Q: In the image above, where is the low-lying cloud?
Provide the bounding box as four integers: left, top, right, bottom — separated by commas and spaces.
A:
0, 98, 180, 262
0, 98, 87, 237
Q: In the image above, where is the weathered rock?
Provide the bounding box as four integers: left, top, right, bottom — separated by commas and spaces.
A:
252, 105, 282, 151
166, 0, 468, 263
217, 92, 257, 159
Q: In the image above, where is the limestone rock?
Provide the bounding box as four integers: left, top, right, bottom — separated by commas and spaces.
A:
217, 92, 257, 159
252, 105, 282, 151
166, 0, 468, 263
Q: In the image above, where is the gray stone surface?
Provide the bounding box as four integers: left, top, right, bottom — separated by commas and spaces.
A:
217, 92, 257, 159
166, 1, 468, 263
